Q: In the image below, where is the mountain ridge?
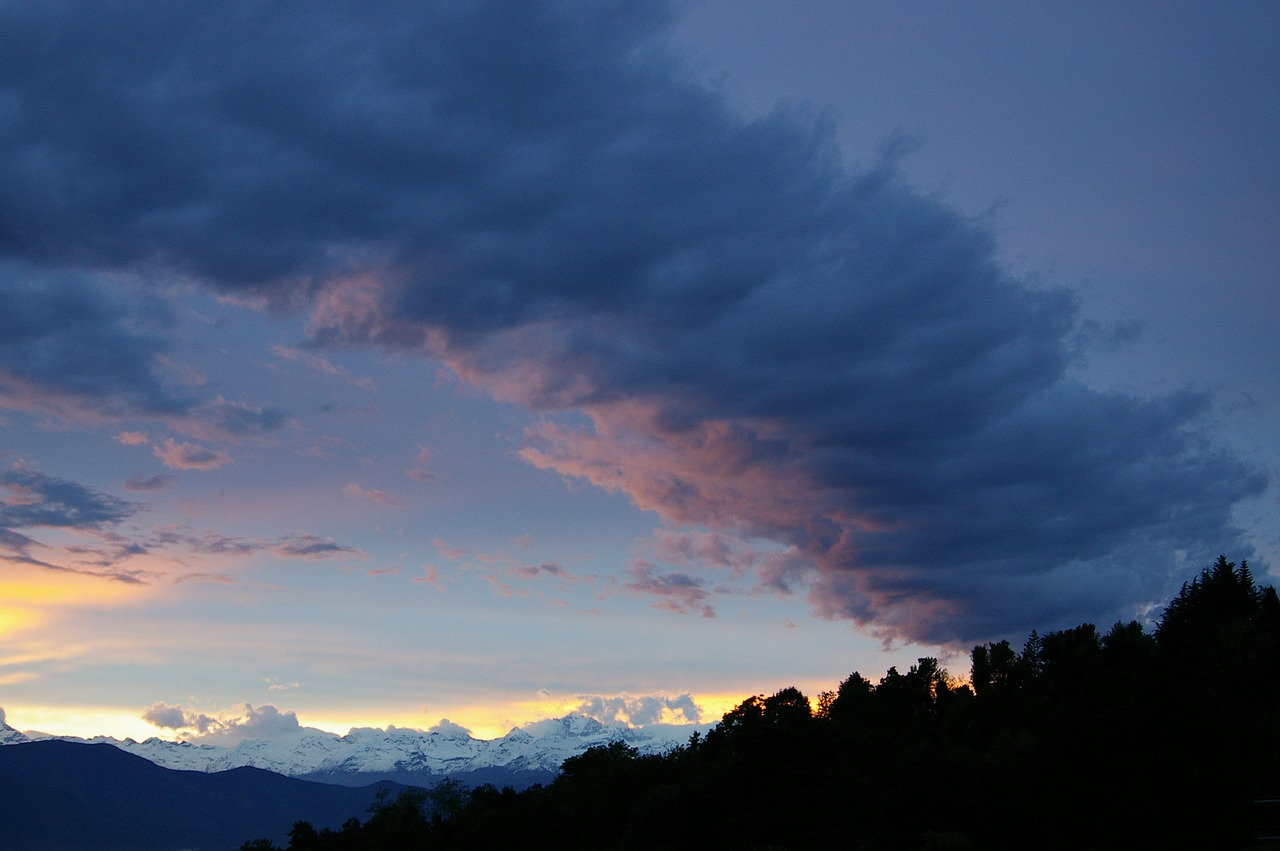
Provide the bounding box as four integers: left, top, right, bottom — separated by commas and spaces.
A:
0, 712, 707, 787
0, 739, 404, 851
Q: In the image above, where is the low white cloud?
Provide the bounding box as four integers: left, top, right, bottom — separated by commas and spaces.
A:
264, 678, 301, 692
572, 693, 703, 726
427, 718, 472, 738
141, 701, 311, 744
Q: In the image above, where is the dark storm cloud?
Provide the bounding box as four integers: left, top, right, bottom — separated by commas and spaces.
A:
0, 1, 1267, 642
0, 264, 196, 419
0, 261, 298, 436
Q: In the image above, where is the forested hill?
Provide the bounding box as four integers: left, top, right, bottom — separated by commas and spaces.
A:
246, 556, 1280, 851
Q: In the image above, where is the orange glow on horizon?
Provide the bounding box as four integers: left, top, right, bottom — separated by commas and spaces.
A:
4, 691, 760, 747
2, 705, 164, 742
0, 605, 42, 637
0, 563, 149, 607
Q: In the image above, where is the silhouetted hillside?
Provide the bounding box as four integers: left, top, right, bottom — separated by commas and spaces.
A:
0, 740, 402, 851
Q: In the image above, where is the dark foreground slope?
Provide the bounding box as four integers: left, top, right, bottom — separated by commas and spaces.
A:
0, 740, 402, 851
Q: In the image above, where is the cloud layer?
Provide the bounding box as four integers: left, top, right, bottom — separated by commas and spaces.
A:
0, 459, 360, 582
1, 1, 1267, 642
0, 265, 192, 420
142, 701, 307, 744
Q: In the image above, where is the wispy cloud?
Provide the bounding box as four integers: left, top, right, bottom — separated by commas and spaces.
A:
274, 533, 360, 560
412, 563, 443, 588
1, 465, 133, 528
122, 473, 171, 493
0, 460, 365, 584
172, 572, 235, 585
511, 562, 568, 580
406, 445, 439, 483
272, 344, 375, 391
0, 464, 147, 582
343, 483, 401, 506
264, 678, 301, 693
153, 527, 363, 562
626, 560, 717, 619
180, 397, 294, 443
153, 438, 230, 471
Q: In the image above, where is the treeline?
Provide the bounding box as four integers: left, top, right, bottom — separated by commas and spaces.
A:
243, 556, 1280, 850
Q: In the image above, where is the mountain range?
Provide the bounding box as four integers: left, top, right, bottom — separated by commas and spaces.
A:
0, 715, 708, 850
0, 713, 705, 789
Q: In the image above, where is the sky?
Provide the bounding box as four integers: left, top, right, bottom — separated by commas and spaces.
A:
1, 0, 1276, 743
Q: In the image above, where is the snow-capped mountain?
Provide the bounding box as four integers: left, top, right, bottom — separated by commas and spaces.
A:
0, 714, 706, 786
0, 719, 30, 746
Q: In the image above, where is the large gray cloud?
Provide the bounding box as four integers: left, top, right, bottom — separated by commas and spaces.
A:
0, 1, 1268, 642
0, 264, 195, 419
0, 261, 298, 443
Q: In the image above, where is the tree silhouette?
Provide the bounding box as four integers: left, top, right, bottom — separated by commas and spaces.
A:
238, 555, 1279, 851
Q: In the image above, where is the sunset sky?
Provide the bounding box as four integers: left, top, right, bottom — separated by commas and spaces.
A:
2, 1, 1276, 743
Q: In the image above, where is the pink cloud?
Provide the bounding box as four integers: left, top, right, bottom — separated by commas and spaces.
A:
481, 573, 523, 598
431, 537, 468, 560
412, 563, 443, 588
626, 559, 717, 619
153, 438, 231, 471
173, 572, 235, 584
406, 445, 438, 482
176, 397, 294, 443
342, 483, 400, 506
511, 561, 568, 580
647, 528, 767, 579
271, 343, 376, 391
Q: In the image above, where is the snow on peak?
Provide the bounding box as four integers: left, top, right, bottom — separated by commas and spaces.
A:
0, 720, 29, 745
0, 713, 707, 780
